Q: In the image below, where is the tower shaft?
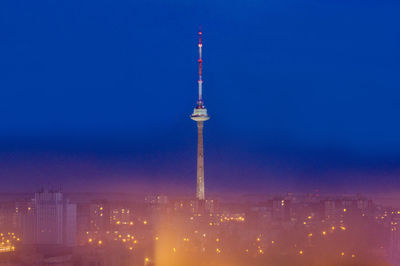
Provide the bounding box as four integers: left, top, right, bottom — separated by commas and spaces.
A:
196, 121, 205, 200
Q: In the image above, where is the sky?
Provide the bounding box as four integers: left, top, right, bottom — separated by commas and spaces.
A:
0, 0, 399, 195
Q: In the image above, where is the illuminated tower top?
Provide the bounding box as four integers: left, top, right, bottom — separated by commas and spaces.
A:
191, 29, 209, 121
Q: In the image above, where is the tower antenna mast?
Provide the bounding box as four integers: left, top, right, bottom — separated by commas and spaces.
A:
198, 28, 203, 104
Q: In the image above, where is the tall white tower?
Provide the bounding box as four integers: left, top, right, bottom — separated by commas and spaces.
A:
191, 29, 209, 201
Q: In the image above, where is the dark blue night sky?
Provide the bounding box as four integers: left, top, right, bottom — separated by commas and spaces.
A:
0, 0, 399, 194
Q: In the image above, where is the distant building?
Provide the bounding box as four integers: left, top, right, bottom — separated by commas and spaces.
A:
205, 199, 218, 214
0, 202, 18, 232
321, 199, 337, 219
111, 206, 133, 226
64, 202, 76, 247
89, 201, 111, 231
23, 190, 76, 246
76, 202, 90, 243
145, 195, 168, 205
389, 216, 400, 265
272, 198, 291, 221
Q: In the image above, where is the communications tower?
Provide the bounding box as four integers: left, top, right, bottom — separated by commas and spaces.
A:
190, 29, 209, 201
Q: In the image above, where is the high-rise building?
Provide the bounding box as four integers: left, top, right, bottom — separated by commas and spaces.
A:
0, 202, 18, 232
34, 190, 64, 245
191, 29, 210, 201
23, 190, 76, 246
390, 217, 400, 265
